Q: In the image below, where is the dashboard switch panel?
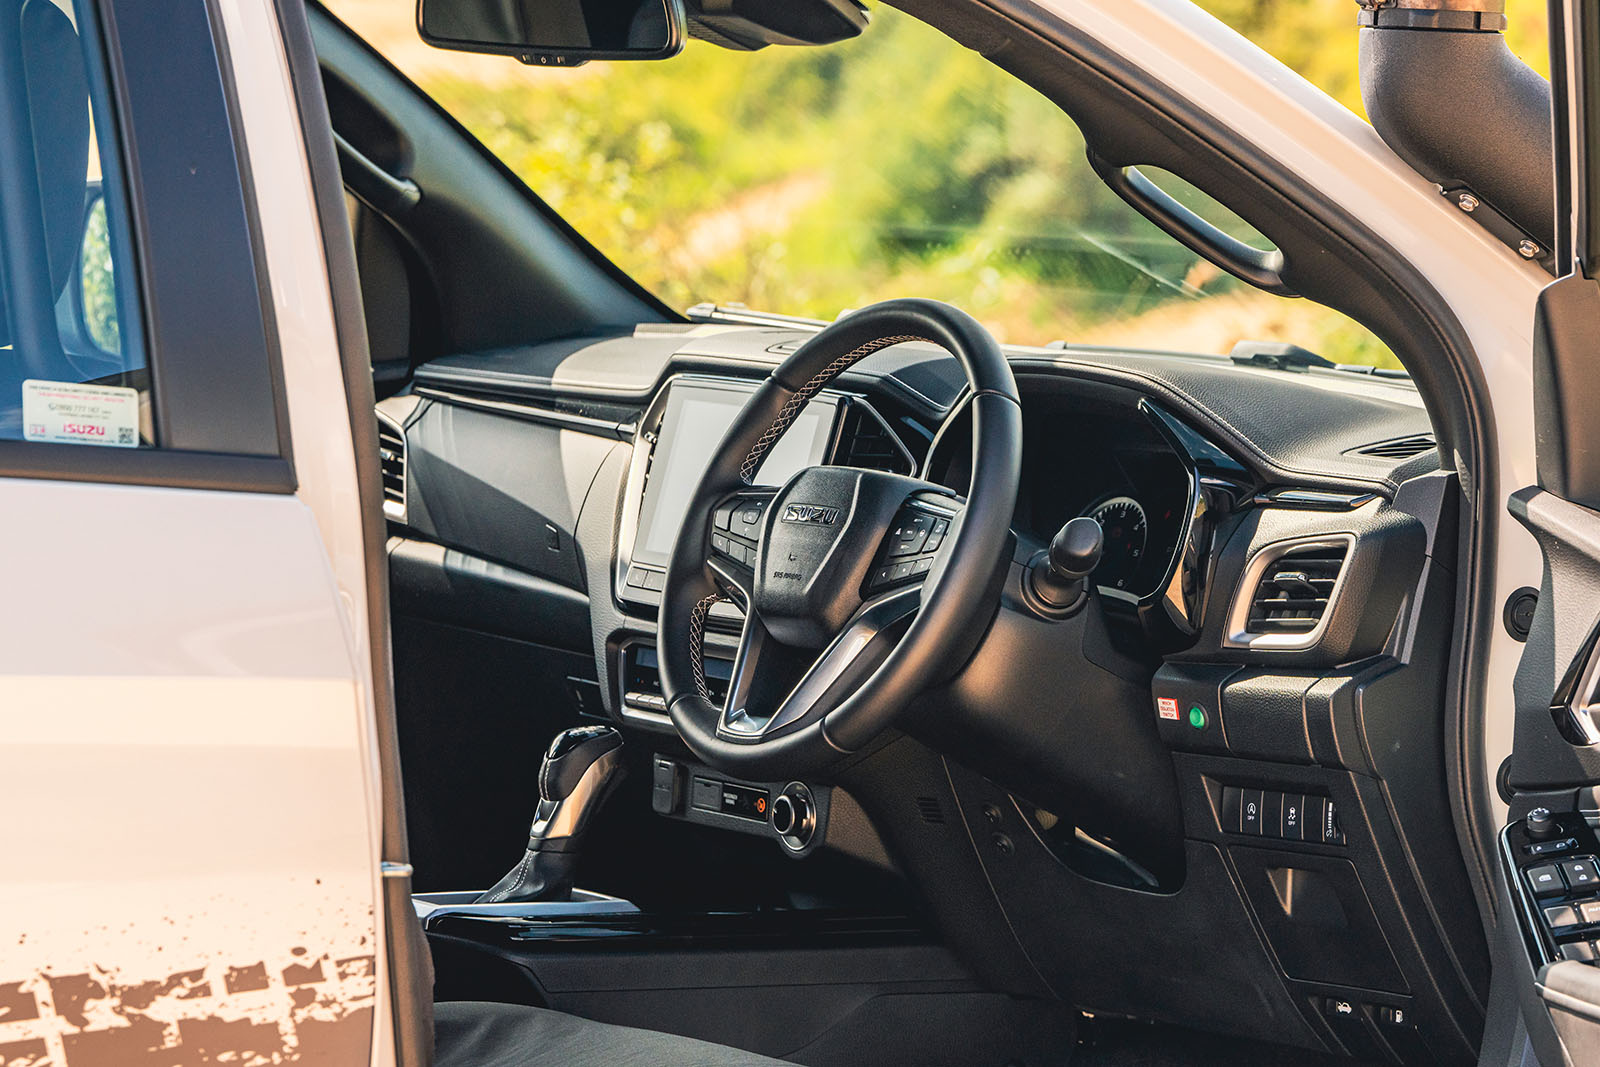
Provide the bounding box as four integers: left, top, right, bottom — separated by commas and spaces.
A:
654, 753, 830, 856
1220, 785, 1343, 845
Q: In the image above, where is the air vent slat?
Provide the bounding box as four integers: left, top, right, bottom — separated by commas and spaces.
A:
1355, 433, 1436, 460
1241, 543, 1349, 640
836, 400, 912, 475
377, 417, 406, 521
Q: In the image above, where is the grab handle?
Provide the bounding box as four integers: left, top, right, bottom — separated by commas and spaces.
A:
1089, 152, 1296, 297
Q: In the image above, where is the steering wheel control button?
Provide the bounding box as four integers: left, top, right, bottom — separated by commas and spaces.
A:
924, 517, 950, 552
1241, 789, 1264, 835
735, 501, 767, 533
887, 511, 933, 557
1563, 858, 1600, 890
1528, 865, 1567, 898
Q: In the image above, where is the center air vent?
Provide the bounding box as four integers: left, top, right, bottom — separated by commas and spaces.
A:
1227, 537, 1353, 651
377, 414, 407, 523
1355, 433, 1436, 460
834, 398, 914, 475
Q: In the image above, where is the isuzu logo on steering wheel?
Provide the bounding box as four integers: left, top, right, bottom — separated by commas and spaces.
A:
782, 503, 841, 526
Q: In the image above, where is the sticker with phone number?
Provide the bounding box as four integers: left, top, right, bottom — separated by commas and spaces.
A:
22, 379, 139, 448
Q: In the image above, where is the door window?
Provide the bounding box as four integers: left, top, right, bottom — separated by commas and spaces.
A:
0, 0, 149, 448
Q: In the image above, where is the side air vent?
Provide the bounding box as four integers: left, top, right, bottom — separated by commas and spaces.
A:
835, 398, 914, 475
377, 414, 407, 524
1226, 537, 1354, 651
915, 796, 946, 825
1355, 433, 1436, 460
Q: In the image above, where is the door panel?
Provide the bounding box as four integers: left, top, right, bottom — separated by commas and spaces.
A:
0, 482, 380, 1065
0, 1, 386, 1064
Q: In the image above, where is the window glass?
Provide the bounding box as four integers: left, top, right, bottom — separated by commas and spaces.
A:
0, 0, 149, 447
327, 0, 1401, 371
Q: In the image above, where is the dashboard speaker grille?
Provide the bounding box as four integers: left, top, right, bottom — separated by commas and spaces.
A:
1354, 433, 1435, 460
377, 416, 406, 522
1246, 545, 1348, 635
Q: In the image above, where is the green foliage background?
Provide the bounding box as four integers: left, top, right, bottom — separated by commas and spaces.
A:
333, 0, 1552, 369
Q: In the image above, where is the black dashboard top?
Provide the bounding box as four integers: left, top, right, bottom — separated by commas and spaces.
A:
413, 324, 1437, 495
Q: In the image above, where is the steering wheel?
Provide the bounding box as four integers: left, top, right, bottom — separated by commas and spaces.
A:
657, 299, 1023, 779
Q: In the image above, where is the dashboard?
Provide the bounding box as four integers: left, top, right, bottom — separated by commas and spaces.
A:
378, 321, 1481, 1065
926, 393, 1192, 601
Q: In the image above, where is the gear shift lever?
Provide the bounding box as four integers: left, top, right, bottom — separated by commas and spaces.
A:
477, 726, 626, 904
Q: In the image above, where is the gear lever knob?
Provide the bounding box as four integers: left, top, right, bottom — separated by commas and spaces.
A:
476, 726, 626, 904
531, 725, 625, 843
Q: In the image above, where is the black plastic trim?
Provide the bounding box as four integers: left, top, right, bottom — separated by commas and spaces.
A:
99, 0, 292, 463
0, 439, 294, 491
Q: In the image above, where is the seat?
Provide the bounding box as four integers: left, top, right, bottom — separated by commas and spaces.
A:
434, 1000, 795, 1067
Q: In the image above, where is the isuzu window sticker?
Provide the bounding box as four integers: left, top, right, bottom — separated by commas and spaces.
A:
22, 380, 139, 448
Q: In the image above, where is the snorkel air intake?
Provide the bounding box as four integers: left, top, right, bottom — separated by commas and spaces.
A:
1357, 0, 1554, 268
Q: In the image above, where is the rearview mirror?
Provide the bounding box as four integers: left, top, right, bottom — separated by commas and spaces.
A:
418, 0, 685, 65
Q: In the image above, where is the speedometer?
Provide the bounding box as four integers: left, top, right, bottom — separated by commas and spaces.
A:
1084, 496, 1148, 592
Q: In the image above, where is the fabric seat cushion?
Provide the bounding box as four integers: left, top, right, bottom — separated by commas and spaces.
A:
434, 999, 794, 1067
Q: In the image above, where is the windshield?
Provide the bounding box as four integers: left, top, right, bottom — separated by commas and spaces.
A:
327, 0, 1399, 370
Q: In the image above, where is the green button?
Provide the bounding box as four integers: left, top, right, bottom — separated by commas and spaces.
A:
1188, 706, 1208, 729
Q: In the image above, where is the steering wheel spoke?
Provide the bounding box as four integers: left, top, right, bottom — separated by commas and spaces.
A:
720, 585, 922, 741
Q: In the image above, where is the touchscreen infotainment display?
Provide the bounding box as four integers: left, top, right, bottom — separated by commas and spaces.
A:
633, 380, 838, 568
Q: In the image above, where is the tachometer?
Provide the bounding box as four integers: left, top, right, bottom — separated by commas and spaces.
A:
1084, 496, 1148, 592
